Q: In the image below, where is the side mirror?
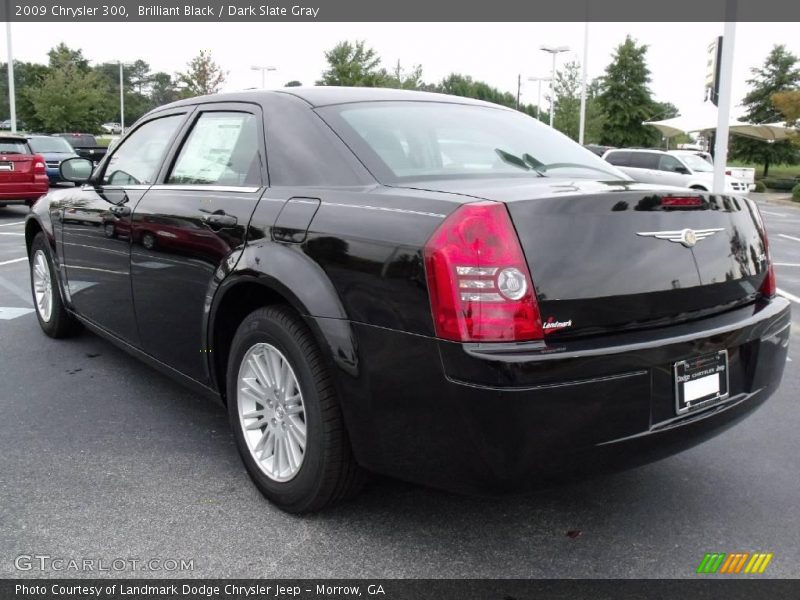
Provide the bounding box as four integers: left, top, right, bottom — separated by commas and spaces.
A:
60, 157, 94, 183
675, 166, 691, 175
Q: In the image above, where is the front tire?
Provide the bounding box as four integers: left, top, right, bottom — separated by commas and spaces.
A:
227, 306, 364, 513
30, 232, 79, 338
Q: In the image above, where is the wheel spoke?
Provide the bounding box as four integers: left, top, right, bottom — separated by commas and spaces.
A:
272, 436, 282, 477
253, 427, 273, 455
241, 376, 267, 399
252, 351, 273, 389
244, 418, 268, 431
241, 408, 265, 420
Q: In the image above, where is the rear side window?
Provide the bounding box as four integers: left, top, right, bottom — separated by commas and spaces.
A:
628, 153, 659, 169
604, 151, 630, 166
103, 115, 184, 185
167, 112, 261, 187
0, 139, 30, 154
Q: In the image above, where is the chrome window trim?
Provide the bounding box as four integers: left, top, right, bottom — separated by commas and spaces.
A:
149, 184, 262, 193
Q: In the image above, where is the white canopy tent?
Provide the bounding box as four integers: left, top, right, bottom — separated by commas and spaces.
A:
644, 102, 797, 142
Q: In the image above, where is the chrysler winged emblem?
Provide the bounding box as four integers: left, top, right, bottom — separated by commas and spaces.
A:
636, 228, 724, 248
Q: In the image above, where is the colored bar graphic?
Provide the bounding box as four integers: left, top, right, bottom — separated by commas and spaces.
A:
701, 552, 773, 574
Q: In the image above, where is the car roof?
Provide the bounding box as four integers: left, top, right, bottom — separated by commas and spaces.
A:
605, 148, 669, 155
0, 133, 28, 141
153, 87, 509, 113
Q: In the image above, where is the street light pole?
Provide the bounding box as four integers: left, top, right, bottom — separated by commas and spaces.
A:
6, 20, 16, 133
713, 10, 737, 194
251, 65, 277, 88
578, 23, 589, 144
540, 45, 570, 128
527, 76, 552, 122
119, 61, 125, 134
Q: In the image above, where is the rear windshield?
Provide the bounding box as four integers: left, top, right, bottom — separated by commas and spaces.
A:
318, 101, 627, 183
0, 139, 30, 154
59, 134, 97, 147
28, 136, 75, 153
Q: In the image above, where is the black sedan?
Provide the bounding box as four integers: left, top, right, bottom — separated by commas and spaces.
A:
24, 88, 790, 512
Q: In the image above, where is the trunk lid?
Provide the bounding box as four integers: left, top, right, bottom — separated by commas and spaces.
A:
0, 153, 36, 183
402, 178, 770, 337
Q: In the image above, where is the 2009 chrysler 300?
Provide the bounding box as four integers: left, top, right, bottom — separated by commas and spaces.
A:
25, 88, 790, 512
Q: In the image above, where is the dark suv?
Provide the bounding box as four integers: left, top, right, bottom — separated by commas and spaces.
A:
26, 88, 789, 512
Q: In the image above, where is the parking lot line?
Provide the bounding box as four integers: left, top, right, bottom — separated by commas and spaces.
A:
775, 263, 800, 267
761, 210, 788, 217
0, 221, 25, 227
778, 288, 800, 304
779, 234, 800, 244
0, 257, 27, 266
0, 232, 24, 236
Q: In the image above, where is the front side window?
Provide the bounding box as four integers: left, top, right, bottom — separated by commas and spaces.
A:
318, 102, 627, 183
102, 115, 184, 186
167, 112, 261, 187
678, 153, 713, 173
658, 155, 685, 173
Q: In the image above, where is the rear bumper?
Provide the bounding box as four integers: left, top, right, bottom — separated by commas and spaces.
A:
0, 182, 49, 201
330, 297, 791, 493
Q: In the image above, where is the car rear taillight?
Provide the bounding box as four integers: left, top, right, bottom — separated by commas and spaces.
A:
725, 170, 732, 176
33, 154, 46, 174
755, 206, 776, 299
424, 201, 543, 342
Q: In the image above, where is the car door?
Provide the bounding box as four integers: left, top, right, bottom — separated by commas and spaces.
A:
60, 111, 188, 343
657, 153, 691, 187
129, 103, 267, 384
622, 152, 662, 184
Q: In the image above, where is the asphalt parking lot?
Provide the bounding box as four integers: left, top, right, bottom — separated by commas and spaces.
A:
1, 195, 799, 579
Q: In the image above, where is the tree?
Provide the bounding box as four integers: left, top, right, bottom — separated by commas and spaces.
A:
176, 50, 227, 96
47, 43, 89, 72
597, 36, 660, 147
284, 80, 303, 87
730, 45, 800, 176
0, 61, 49, 129
149, 72, 180, 106
317, 40, 390, 87
26, 64, 109, 132
552, 61, 582, 140
773, 90, 800, 123
387, 60, 424, 90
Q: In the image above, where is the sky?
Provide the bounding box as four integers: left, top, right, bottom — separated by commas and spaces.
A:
3, 21, 800, 118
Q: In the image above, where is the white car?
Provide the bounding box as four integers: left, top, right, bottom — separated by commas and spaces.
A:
669, 149, 756, 191
603, 148, 749, 194
101, 122, 122, 134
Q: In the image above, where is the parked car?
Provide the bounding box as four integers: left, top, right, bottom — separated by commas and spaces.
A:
54, 133, 108, 166
0, 134, 49, 207
101, 122, 123, 134
26, 88, 789, 513
0, 119, 13, 130
603, 148, 750, 193
26, 135, 79, 184
584, 144, 615, 157
669, 149, 756, 191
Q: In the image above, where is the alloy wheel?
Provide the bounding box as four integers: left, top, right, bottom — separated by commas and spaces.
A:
32, 250, 53, 322
236, 343, 307, 482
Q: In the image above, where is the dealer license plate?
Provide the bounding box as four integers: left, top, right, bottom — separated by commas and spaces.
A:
674, 350, 729, 415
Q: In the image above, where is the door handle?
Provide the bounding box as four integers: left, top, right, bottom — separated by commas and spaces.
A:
202, 213, 238, 228
110, 204, 131, 216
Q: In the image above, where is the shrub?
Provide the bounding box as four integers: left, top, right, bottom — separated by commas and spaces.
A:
793, 183, 800, 202
763, 177, 799, 191
753, 180, 766, 193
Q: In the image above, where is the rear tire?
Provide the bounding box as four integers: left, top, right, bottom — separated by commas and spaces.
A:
690, 185, 708, 191
30, 232, 79, 338
226, 305, 365, 513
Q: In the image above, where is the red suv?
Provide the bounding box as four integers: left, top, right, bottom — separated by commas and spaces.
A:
0, 134, 49, 207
